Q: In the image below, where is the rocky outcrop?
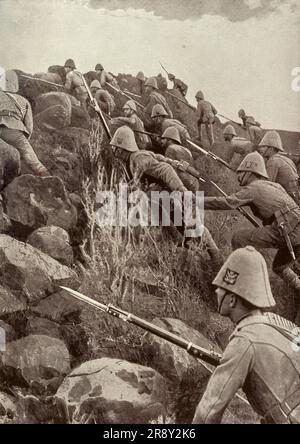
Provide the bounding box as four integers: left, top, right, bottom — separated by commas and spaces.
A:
3, 175, 77, 233
31, 291, 81, 323
0, 235, 78, 303
0, 284, 26, 316
34, 92, 72, 131
27, 226, 73, 266
55, 358, 168, 424
0, 335, 70, 394
0, 141, 20, 191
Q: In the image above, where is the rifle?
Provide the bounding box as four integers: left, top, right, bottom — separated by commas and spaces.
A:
171, 160, 260, 228
81, 73, 111, 139
159, 61, 170, 78
164, 90, 196, 111
187, 139, 236, 172
60, 286, 221, 366
105, 82, 145, 110
124, 89, 142, 99
20, 74, 64, 89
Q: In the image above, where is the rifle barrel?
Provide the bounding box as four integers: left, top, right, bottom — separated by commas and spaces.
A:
20, 75, 64, 88
165, 90, 196, 111
105, 82, 145, 110
187, 140, 235, 172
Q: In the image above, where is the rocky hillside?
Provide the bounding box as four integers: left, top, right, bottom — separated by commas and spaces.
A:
0, 69, 298, 424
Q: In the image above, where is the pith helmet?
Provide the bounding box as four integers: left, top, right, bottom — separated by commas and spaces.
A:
95, 63, 104, 71
213, 246, 276, 308
90, 79, 101, 89
123, 100, 137, 112
259, 130, 284, 152
145, 77, 158, 89
136, 71, 145, 82
246, 116, 256, 126
237, 152, 268, 179
195, 90, 204, 100
1, 70, 19, 93
110, 126, 138, 152
64, 59, 76, 69
238, 109, 246, 118
161, 127, 181, 144
223, 125, 237, 136
151, 104, 168, 118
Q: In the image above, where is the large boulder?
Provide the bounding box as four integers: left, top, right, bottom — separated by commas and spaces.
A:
55, 358, 168, 423
143, 318, 220, 382
0, 235, 78, 303
0, 140, 20, 191
34, 92, 72, 131
27, 226, 74, 266
31, 291, 81, 324
3, 175, 77, 233
0, 335, 70, 394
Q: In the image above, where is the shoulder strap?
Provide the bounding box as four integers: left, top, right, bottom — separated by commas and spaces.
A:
5, 92, 25, 119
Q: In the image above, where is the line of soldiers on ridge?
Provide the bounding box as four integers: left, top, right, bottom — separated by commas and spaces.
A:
1, 60, 300, 424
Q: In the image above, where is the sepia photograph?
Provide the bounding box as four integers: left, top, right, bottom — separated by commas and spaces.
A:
0, 0, 300, 428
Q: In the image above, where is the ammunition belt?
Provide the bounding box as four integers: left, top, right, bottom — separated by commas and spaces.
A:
266, 388, 300, 424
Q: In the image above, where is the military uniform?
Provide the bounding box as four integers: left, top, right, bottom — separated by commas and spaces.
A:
223, 137, 254, 164
65, 70, 88, 108
94, 89, 115, 115
164, 143, 199, 192
145, 91, 173, 120
172, 77, 188, 97
0, 90, 48, 175
194, 311, 300, 424
110, 114, 149, 150
266, 154, 300, 205
196, 99, 217, 146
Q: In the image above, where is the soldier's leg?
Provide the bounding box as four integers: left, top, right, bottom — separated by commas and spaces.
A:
231, 225, 280, 250
198, 123, 203, 142
206, 123, 214, 146
0, 128, 48, 176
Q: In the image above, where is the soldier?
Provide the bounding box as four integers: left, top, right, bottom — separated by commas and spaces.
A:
258, 130, 300, 205
95, 63, 119, 89
167, 73, 188, 97
195, 90, 218, 146
193, 246, 300, 424
222, 124, 254, 164
90, 79, 115, 115
203, 151, 300, 322
136, 71, 147, 97
109, 100, 150, 149
238, 108, 248, 129
151, 104, 191, 143
246, 116, 264, 147
64, 59, 88, 110
0, 70, 48, 176
144, 77, 173, 124
160, 127, 199, 193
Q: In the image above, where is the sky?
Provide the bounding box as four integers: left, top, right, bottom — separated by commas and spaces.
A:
0, 0, 299, 131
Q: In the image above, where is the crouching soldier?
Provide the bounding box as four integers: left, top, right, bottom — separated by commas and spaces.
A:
193, 246, 300, 424
258, 130, 300, 206
204, 151, 300, 324
0, 70, 48, 176
90, 79, 115, 115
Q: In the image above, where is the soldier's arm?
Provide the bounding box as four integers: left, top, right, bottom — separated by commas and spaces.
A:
23, 100, 33, 138
192, 337, 254, 424
204, 186, 254, 210
110, 116, 135, 126
265, 158, 279, 182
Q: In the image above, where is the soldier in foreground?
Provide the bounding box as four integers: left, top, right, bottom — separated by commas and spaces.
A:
109, 100, 150, 149
204, 151, 300, 323
193, 246, 300, 424
151, 104, 191, 144
258, 130, 300, 205
195, 90, 218, 146
0, 70, 48, 176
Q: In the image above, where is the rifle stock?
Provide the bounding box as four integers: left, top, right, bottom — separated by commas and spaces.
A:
60, 286, 221, 367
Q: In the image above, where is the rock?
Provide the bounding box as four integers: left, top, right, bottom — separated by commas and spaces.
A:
3, 175, 77, 232
123, 267, 168, 298
48, 65, 66, 83
0, 140, 20, 191
27, 226, 74, 266
60, 324, 89, 359
34, 92, 72, 130
0, 285, 26, 317
0, 392, 18, 420
54, 127, 90, 153
70, 106, 92, 130
31, 291, 81, 323
35, 72, 63, 85
0, 235, 79, 303
0, 320, 16, 343
26, 317, 62, 340
143, 318, 220, 382
55, 358, 168, 424
0, 335, 70, 394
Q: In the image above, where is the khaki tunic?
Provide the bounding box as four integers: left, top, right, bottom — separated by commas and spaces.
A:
145, 91, 173, 119
110, 114, 149, 149
193, 312, 300, 424
266, 154, 300, 204
161, 119, 191, 142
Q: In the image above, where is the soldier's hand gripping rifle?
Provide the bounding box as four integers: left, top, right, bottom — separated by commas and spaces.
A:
187, 139, 236, 172
81, 74, 112, 139
60, 286, 221, 367
169, 159, 260, 228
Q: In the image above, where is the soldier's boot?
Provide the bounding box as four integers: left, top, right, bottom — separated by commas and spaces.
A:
277, 267, 300, 323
